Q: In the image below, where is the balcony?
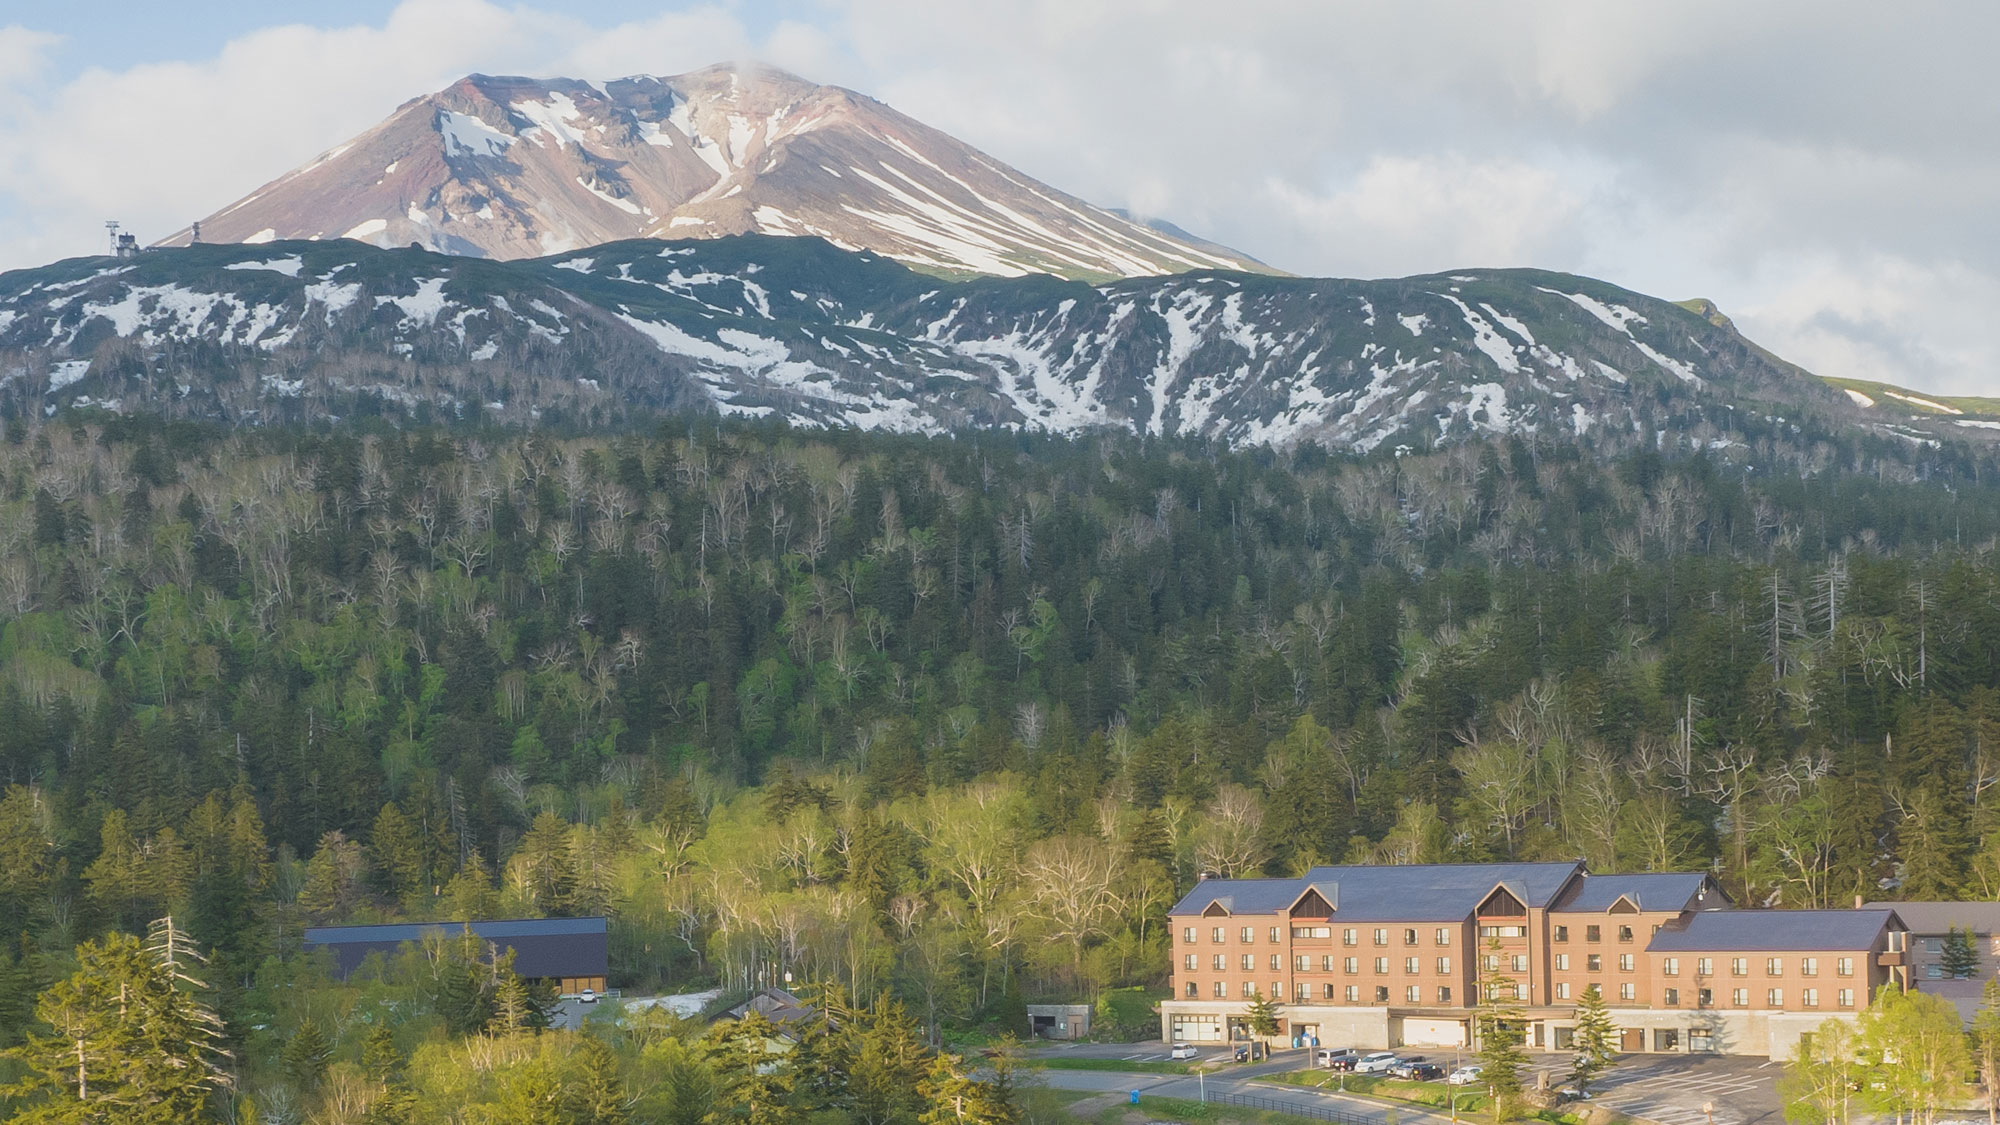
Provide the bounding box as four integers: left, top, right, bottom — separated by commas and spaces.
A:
1876, 951, 1906, 967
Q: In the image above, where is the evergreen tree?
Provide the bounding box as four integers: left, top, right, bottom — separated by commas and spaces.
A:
5, 931, 228, 1123
281, 1022, 332, 1092
1475, 938, 1529, 1121
1566, 984, 1618, 1097
1243, 989, 1281, 1061
1944, 925, 1982, 980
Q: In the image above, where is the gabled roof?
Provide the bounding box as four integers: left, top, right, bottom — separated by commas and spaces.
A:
1552, 872, 1726, 914
303, 916, 608, 979
1645, 909, 1901, 953
1862, 901, 2000, 935
1168, 862, 1583, 921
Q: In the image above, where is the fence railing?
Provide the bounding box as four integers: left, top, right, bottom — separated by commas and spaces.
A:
1202, 1089, 1379, 1124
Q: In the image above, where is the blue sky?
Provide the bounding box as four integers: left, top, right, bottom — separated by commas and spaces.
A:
1, 1, 1996, 394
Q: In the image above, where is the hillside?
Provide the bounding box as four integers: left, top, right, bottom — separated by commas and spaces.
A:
0, 235, 1963, 462
152, 63, 1270, 282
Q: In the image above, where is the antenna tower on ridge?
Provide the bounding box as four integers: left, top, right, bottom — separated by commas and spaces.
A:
105, 221, 121, 255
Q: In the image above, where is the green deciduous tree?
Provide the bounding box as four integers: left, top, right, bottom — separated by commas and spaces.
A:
1780, 1018, 1862, 1125
1859, 984, 1970, 1125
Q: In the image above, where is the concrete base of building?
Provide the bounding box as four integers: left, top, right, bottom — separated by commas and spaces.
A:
1162, 1001, 1857, 1058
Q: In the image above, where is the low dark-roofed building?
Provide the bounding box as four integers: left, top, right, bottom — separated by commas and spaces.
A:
304, 916, 608, 995
1645, 908, 1901, 953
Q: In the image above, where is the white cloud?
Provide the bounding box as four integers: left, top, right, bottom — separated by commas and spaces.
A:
0, 0, 1995, 395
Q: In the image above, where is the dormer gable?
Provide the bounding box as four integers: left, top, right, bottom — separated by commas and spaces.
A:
1288, 884, 1337, 918
1477, 884, 1528, 917
1201, 899, 1232, 918
1608, 893, 1642, 914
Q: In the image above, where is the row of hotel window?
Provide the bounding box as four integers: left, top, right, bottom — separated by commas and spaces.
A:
1184, 954, 1859, 977
1181, 924, 1650, 947
1186, 926, 1458, 946
1179, 979, 1857, 1008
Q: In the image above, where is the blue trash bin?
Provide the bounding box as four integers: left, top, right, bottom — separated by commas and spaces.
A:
1129, 1090, 1140, 1105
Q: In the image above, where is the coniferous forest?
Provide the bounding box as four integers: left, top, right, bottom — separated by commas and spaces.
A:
4, 411, 2000, 1120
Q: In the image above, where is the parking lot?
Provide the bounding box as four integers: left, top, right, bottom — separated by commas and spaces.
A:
1531, 1054, 1786, 1125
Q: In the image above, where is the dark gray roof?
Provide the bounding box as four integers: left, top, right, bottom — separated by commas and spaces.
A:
1646, 909, 1901, 953
1552, 872, 1725, 914
1862, 901, 2000, 935
1169, 862, 1583, 922
304, 916, 608, 980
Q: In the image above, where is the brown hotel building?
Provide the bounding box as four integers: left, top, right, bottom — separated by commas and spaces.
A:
1162, 862, 1910, 1058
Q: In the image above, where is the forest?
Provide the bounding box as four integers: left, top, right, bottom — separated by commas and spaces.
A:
3, 411, 2000, 1120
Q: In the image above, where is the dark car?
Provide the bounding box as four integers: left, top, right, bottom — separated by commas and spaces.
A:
1325, 1051, 1363, 1071
1404, 1062, 1445, 1081
1386, 1056, 1429, 1079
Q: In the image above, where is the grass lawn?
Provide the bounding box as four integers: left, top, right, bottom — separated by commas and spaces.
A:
1092, 1094, 1367, 1123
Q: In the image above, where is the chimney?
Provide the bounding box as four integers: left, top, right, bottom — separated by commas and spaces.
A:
1855, 895, 1864, 910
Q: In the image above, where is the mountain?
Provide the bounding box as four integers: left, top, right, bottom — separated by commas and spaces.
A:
2, 233, 1960, 459
152, 63, 1270, 283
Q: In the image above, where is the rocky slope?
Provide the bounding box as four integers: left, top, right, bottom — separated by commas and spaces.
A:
1, 234, 1946, 461
152, 64, 1268, 283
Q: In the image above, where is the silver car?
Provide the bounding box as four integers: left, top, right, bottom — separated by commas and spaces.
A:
1355, 1051, 1400, 1074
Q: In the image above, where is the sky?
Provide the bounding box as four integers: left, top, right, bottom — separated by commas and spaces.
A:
1, 0, 1995, 394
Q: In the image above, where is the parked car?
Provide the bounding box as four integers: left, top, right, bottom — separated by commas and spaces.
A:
1387, 1056, 1428, 1079
1169, 1043, 1199, 1060
578, 988, 597, 1004
1315, 1047, 1361, 1069
1233, 1044, 1251, 1062
1405, 1062, 1445, 1081
1325, 1051, 1364, 1072
1446, 1064, 1484, 1086
1355, 1051, 1400, 1074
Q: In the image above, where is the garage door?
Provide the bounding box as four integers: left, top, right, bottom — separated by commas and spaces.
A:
1402, 1018, 1467, 1047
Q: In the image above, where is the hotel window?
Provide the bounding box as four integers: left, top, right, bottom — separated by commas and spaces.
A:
1270, 927, 1281, 943
1183, 927, 1196, 944
1374, 957, 1389, 974
1732, 988, 1748, 1007
1512, 955, 1529, 973
1663, 988, 1680, 1006
1837, 957, 1854, 977
1437, 957, 1451, 974
1405, 957, 1420, 974
1803, 988, 1819, 1008
1185, 981, 1197, 997
1269, 955, 1281, 972
1553, 925, 1569, 942
1343, 928, 1358, 946
1436, 928, 1452, 946
1374, 928, 1389, 946
1766, 958, 1784, 976
1555, 982, 1571, 1000
1406, 985, 1421, 1003
1618, 925, 1634, 943
1184, 954, 1197, 970
1242, 982, 1255, 998
1801, 957, 1818, 977
1213, 981, 1226, 998
1586, 954, 1602, 972
1662, 957, 1679, 976
1438, 986, 1452, 1004
1345, 957, 1358, 974
1767, 988, 1783, 1007
1241, 927, 1254, 943
1212, 954, 1226, 971
1731, 958, 1748, 976
1698, 988, 1712, 1007
1295, 955, 1309, 972
1375, 986, 1390, 1003
1212, 928, 1224, 944
1555, 954, 1570, 971
1619, 982, 1635, 1001
1838, 988, 1854, 1008
1324, 983, 1337, 1000
1618, 954, 1634, 972
1272, 981, 1282, 1002
1295, 983, 1309, 1002
1586, 925, 1602, 942
1294, 926, 1332, 939
1485, 954, 1500, 971
1240, 955, 1253, 971
1516, 982, 1530, 1000
1405, 928, 1420, 946
1923, 937, 1944, 954
1345, 985, 1359, 1002
1697, 957, 1714, 976
1322, 955, 1335, 971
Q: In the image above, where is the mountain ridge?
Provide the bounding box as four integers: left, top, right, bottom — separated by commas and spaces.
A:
3, 233, 1971, 463
153, 62, 1273, 284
